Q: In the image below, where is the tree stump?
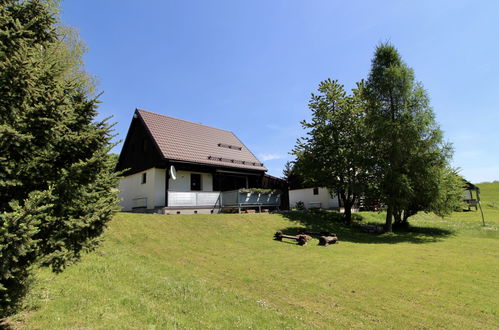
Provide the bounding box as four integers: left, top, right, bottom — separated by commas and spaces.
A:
318, 236, 338, 246
297, 234, 311, 246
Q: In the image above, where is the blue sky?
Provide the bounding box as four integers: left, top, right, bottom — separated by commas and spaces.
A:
60, 0, 498, 183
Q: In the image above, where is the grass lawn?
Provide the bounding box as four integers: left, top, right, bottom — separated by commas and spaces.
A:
6, 185, 499, 329
477, 181, 499, 209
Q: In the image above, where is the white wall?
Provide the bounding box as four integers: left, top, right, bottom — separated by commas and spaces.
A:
153, 168, 166, 207
118, 168, 167, 211
289, 187, 339, 209
168, 171, 213, 192
119, 169, 216, 211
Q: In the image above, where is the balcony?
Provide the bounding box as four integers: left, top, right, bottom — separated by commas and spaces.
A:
167, 189, 281, 212
168, 191, 221, 207
220, 189, 281, 212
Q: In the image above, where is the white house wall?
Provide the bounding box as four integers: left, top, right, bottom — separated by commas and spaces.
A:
289, 187, 339, 209
168, 171, 213, 192
153, 168, 166, 207
118, 168, 166, 211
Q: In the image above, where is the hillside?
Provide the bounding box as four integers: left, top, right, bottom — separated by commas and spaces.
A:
7, 208, 499, 328
477, 181, 499, 203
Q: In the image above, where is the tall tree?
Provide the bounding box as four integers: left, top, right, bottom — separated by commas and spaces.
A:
282, 160, 304, 190
0, 0, 119, 316
363, 43, 453, 231
293, 79, 371, 222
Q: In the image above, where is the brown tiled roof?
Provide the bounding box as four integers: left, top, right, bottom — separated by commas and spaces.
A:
136, 109, 267, 171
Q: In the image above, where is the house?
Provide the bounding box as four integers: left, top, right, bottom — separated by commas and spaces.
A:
289, 187, 340, 210
116, 109, 287, 213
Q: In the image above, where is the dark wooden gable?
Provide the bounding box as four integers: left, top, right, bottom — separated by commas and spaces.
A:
116, 114, 166, 175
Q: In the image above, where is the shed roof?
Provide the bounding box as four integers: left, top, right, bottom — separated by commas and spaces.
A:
136, 109, 267, 172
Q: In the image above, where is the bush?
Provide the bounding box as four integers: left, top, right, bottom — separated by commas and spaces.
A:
295, 201, 305, 210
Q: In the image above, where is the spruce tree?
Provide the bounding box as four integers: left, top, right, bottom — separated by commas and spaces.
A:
0, 0, 119, 316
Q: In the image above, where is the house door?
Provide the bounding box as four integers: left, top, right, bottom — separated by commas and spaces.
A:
191, 173, 201, 191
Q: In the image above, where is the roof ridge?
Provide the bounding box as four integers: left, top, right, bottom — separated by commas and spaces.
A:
136, 108, 233, 134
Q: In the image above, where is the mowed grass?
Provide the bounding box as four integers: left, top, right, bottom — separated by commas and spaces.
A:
8, 186, 499, 329
477, 181, 499, 209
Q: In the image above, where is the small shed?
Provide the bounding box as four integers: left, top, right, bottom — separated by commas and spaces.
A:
289, 187, 340, 210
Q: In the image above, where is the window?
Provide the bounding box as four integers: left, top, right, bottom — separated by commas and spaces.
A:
191, 173, 201, 191
313, 187, 319, 195
141, 172, 147, 184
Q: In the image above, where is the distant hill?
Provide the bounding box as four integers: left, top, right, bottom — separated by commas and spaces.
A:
476, 181, 499, 202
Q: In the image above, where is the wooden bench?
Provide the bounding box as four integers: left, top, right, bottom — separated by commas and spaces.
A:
273, 231, 311, 246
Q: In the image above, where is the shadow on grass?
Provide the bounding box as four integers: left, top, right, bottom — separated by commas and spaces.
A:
279, 210, 454, 244
0, 320, 13, 330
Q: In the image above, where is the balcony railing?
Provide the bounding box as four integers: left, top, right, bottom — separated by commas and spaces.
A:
220, 190, 281, 208
167, 190, 281, 211
168, 191, 221, 207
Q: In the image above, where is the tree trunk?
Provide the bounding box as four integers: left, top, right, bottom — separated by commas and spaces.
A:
393, 209, 402, 225
402, 209, 413, 225
385, 205, 393, 232
340, 192, 353, 223
344, 202, 352, 223
402, 211, 410, 222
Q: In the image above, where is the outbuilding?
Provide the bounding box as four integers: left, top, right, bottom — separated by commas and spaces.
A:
288, 187, 340, 210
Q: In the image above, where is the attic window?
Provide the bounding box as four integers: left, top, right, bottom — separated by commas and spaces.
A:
218, 143, 242, 151
208, 156, 263, 167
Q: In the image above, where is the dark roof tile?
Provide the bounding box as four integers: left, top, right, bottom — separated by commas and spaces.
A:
136, 109, 267, 171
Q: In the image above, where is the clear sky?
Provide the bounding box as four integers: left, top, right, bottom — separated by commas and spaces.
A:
60, 0, 498, 183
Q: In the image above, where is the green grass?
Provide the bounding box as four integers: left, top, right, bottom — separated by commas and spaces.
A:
7, 203, 499, 328
477, 181, 499, 209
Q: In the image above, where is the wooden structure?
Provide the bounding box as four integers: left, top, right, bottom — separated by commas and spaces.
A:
273, 231, 311, 246
318, 236, 338, 246
298, 230, 338, 246
274, 230, 338, 246
219, 189, 281, 213
463, 181, 480, 211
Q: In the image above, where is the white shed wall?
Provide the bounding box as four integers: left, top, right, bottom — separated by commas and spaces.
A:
289, 187, 339, 209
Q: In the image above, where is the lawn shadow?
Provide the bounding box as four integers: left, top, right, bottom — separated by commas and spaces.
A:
0, 320, 13, 330
279, 210, 454, 244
